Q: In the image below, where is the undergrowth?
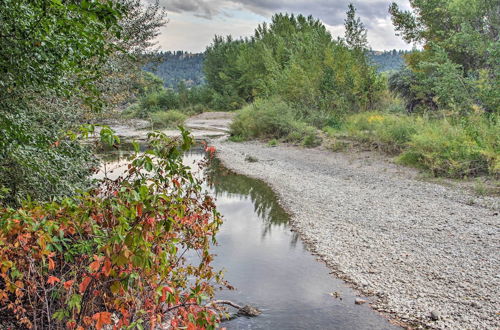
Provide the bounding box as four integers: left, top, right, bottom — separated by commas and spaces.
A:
328, 112, 499, 178
230, 98, 322, 147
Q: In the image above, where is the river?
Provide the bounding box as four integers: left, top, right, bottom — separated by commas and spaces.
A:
99, 145, 398, 329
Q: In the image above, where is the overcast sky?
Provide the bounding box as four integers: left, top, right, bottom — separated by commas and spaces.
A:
151, 0, 414, 52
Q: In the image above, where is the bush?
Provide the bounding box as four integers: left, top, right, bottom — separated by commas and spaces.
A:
230, 98, 321, 147
0, 130, 224, 329
339, 111, 499, 178
399, 117, 499, 177
125, 83, 216, 119
149, 110, 187, 129
344, 112, 422, 152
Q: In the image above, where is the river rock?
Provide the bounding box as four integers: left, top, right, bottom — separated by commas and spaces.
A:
430, 310, 441, 321
355, 298, 367, 305
238, 305, 262, 317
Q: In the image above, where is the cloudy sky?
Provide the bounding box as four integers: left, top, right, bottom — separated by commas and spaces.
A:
151, 0, 414, 52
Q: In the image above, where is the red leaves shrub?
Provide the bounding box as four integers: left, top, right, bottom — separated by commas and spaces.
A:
0, 130, 224, 329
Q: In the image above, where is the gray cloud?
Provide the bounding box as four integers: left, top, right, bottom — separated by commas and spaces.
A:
151, 0, 413, 50
156, 0, 407, 29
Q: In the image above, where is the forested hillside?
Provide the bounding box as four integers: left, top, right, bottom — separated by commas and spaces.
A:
368, 50, 407, 72
145, 51, 205, 88
145, 49, 406, 89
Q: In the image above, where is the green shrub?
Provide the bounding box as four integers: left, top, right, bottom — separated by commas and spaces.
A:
230, 98, 321, 147
230, 98, 296, 139
345, 112, 421, 152
287, 121, 322, 147
149, 110, 187, 129
339, 112, 499, 178
399, 118, 499, 177
267, 139, 278, 146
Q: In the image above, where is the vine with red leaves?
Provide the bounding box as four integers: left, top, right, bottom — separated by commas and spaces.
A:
0, 128, 226, 329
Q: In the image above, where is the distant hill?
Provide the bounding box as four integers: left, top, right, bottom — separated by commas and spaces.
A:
145, 51, 205, 88
368, 50, 408, 72
147, 49, 409, 88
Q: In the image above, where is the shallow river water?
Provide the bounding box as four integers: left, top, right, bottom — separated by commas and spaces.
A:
99, 147, 398, 330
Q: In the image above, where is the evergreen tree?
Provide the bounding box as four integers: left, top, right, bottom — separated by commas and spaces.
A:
344, 4, 369, 50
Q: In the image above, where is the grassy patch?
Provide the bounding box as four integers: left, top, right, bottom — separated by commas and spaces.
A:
149, 110, 187, 129
230, 98, 322, 147
333, 112, 499, 178
342, 112, 422, 153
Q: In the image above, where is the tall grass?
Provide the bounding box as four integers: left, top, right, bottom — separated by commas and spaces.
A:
230, 98, 322, 147
149, 110, 187, 129
336, 112, 499, 178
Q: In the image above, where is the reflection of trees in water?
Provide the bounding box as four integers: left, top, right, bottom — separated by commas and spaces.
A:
208, 158, 299, 245
99, 146, 300, 245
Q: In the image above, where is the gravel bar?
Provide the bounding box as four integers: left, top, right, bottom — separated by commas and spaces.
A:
211, 139, 500, 329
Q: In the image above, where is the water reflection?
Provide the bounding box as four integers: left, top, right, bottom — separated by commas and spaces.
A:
207, 158, 299, 245
97, 143, 398, 330
204, 154, 398, 330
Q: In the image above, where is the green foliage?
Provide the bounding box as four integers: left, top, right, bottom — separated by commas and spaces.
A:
0, 0, 167, 205
267, 139, 279, 147
345, 112, 422, 152
125, 75, 213, 119
408, 116, 499, 177
0, 130, 225, 329
149, 111, 188, 129
230, 98, 321, 147
338, 112, 499, 177
389, 0, 500, 114
204, 12, 384, 115
0, 0, 124, 105
344, 3, 368, 50
204, 36, 248, 110
132, 71, 165, 97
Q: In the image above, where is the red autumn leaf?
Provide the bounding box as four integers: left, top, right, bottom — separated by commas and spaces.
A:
92, 312, 112, 330
79, 276, 92, 293
47, 276, 60, 285
160, 286, 173, 302
89, 256, 101, 272
136, 203, 143, 217
146, 217, 155, 226
63, 280, 74, 290
83, 316, 92, 325
48, 257, 55, 270
102, 258, 112, 277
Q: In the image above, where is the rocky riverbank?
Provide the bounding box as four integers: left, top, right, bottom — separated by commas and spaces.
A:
211, 138, 499, 329
101, 112, 499, 329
